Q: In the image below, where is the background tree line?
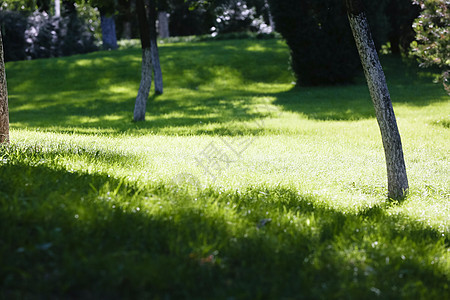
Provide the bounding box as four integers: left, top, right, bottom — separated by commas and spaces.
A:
0, 0, 275, 61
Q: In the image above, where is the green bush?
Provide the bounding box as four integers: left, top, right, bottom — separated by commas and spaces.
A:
0, 8, 97, 62
268, 0, 389, 86
410, 0, 449, 93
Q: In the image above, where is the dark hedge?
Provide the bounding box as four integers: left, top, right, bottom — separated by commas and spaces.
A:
268, 0, 389, 85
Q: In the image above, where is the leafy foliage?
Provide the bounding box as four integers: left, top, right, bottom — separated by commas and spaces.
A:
24, 11, 60, 59
0, 2, 98, 61
410, 0, 449, 93
211, 0, 272, 36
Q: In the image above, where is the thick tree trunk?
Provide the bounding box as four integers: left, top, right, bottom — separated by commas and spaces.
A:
100, 13, 118, 50
345, 0, 408, 199
134, 0, 152, 121
0, 31, 9, 144
158, 11, 170, 38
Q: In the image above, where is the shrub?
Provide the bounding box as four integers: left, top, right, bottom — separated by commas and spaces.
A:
267, 0, 389, 86
58, 11, 98, 57
0, 6, 97, 61
211, 0, 272, 36
0, 10, 27, 61
410, 0, 449, 93
24, 11, 60, 59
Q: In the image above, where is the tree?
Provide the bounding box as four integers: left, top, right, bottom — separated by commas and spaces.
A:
345, 0, 409, 199
133, 0, 164, 121
0, 30, 9, 144
148, 0, 163, 94
133, 0, 153, 121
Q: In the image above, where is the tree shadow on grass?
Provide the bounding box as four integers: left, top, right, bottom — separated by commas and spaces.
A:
273, 56, 448, 121
9, 87, 274, 136
0, 157, 447, 298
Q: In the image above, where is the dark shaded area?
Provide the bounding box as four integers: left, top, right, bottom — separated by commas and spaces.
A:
0, 151, 447, 298
385, 0, 420, 55
0, 10, 28, 61
268, 0, 390, 85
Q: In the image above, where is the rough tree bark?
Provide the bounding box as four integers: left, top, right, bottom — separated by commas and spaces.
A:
0, 30, 9, 144
148, 0, 163, 94
134, 0, 153, 121
100, 13, 118, 50
345, 0, 409, 199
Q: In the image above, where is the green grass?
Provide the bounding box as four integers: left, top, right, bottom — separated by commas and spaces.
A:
1, 38, 449, 298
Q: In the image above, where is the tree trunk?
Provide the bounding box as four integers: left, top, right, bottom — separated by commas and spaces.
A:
158, 11, 170, 38
134, 48, 152, 121
100, 13, 118, 50
134, 0, 152, 121
55, 0, 61, 17
345, 0, 408, 199
122, 21, 132, 40
148, 0, 163, 94
151, 39, 163, 94
119, 0, 133, 40
0, 31, 9, 144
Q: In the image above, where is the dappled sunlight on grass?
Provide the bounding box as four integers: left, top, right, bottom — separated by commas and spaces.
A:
2, 39, 448, 298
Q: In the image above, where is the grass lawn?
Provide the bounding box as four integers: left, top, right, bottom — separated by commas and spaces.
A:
1, 38, 449, 298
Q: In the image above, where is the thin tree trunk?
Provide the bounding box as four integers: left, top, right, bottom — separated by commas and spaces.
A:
134, 48, 152, 121
158, 11, 170, 38
150, 39, 163, 94
0, 31, 9, 144
345, 0, 408, 199
100, 13, 118, 50
148, 0, 163, 94
134, 0, 152, 121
